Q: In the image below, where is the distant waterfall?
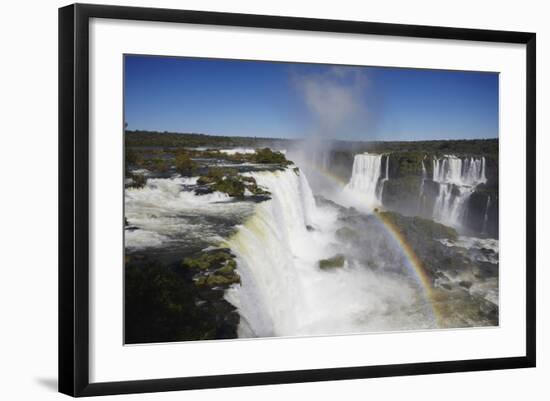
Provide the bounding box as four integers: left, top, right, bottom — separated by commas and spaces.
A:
433, 156, 486, 186
432, 156, 487, 227
377, 155, 390, 200
418, 158, 427, 213
482, 195, 491, 234
344, 153, 387, 207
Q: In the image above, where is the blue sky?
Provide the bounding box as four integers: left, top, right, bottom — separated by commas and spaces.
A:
124, 55, 498, 141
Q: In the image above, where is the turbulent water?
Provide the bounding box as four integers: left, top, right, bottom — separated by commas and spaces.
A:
125, 176, 256, 259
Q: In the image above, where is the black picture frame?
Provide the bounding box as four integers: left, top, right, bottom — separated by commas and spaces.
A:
59, 3, 536, 397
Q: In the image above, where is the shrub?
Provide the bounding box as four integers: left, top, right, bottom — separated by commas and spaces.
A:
175, 152, 198, 175
151, 158, 169, 173
127, 173, 147, 189
197, 167, 270, 197
252, 148, 290, 165
125, 147, 143, 166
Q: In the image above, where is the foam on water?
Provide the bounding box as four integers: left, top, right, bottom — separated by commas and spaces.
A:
219, 148, 256, 155
125, 176, 254, 250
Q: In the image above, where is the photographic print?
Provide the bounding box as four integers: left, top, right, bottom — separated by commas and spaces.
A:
123, 55, 499, 345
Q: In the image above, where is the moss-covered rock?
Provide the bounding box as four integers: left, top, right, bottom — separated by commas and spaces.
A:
319, 254, 346, 270
213, 176, 246, 197
216, 259, 237, 275
183, 250, 241, 288
183, 250, 235, 271
196, 273, 241, 287
197, 167, 270, 197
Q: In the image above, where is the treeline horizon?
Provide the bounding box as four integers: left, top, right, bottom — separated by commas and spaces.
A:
125, 130, 498, 157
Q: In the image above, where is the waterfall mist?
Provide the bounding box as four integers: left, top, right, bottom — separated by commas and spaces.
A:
286, 66, 373, 200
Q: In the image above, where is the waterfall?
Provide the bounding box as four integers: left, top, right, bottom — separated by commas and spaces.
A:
433, 156, 486, 186
225, 167, 436, 337
343, 153, 385, 207
432, 156, 487, 227
482, 195, 491, 234
377, 155, 390, 200
418, 158, 427, 213
225, 168, 330, 336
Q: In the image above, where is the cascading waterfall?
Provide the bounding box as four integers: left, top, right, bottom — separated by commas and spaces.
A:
225, 167, 436, 337
482, 195, 491, 234
418, 158, 427, 213
432, 156, 487, 227
343, 153, 385, 207
377, 155, 390, 200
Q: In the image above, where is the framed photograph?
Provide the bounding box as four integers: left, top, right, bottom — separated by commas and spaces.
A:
59, 3, 536, 397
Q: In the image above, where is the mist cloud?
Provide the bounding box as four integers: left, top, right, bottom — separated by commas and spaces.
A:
293, 66, 369, 137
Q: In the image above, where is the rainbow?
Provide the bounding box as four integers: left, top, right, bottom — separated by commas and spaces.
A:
297, 161, 443, 327
375, 211, 443, 327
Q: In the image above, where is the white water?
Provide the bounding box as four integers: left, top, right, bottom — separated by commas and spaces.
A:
219, 147, 256, 155
125, 176, 254, 250
433, 156, 487, 186
343, 153, 385, 208
377, 155, 390, 200
432, 156, 487, 227
437, 236, 499, 306
226, 168, 436, 338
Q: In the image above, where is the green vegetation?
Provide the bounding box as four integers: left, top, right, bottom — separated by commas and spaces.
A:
125, 146, 143, 166
127, 173, 147, 189
197, 167, 270, 197
126, 130, 290, 149
151, 158, 169, 173
389, 152, 426, 177
251, 148, 290, 165
125, 130, 497, 163
195, 274, 241, 287
358, 138, 498, 158
175, 151, 198, 175
183, 250, 236, 271
319, 254, 346, 270
125, 132, 293, 183
183, 250, 241, 288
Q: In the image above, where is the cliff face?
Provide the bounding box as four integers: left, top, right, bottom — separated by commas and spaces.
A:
329, 149, 499, 238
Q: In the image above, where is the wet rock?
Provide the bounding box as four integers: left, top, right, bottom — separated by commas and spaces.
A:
319, 254, 346, 270
459, 280, 473, 289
